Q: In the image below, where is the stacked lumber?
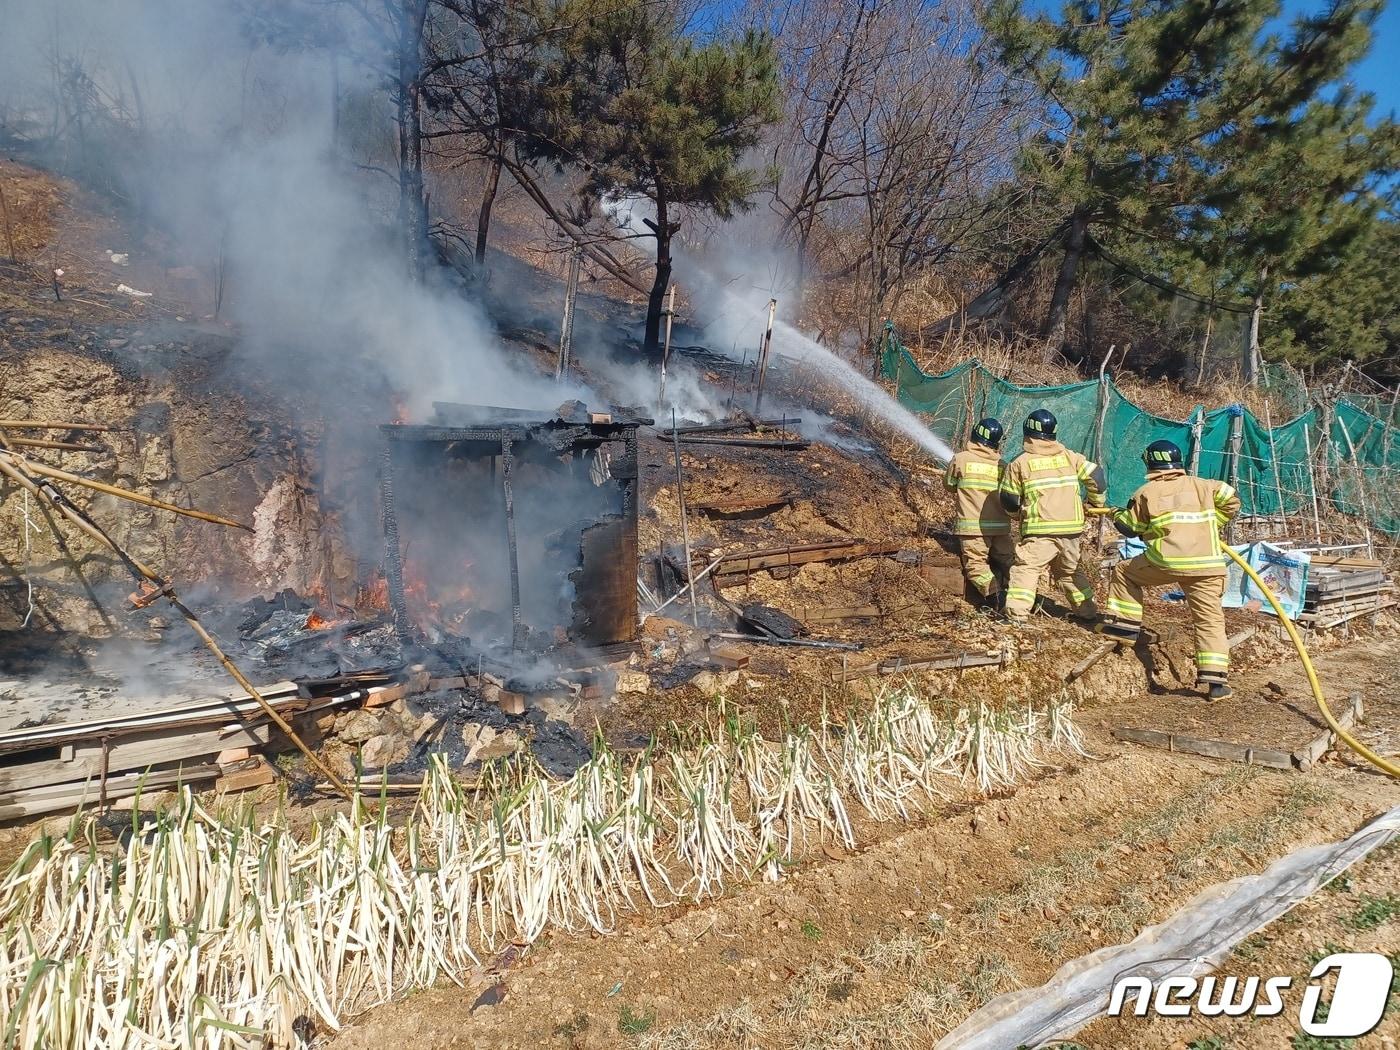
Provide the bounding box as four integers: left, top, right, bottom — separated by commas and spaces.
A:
1298, 556, 1395, 628
0, 678, 379, 819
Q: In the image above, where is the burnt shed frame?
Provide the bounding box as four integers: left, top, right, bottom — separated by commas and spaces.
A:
379, 403, 644, 653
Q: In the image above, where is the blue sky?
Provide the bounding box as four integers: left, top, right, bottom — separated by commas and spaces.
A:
1300, 0, 1400, 117
696, 0, 1398, 120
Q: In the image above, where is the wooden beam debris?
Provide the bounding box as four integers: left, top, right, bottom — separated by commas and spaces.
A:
673, 435, 810, 450
709, 539, 906, 581
659, 417, 801, 437
0, 763, 222, 821
715, 632, 863, 651
1112, 694, 1363, 771
832, 649, 1006, 684
794, 605, 880, 623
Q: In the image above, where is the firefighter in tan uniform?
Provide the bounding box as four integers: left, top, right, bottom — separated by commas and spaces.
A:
1099, 440, 1241, 700
998, 409, 1105, 623
943, 417, 1013, 603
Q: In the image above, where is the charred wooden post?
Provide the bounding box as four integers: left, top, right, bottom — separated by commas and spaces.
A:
500, 436, 525, 652
753, 297, 777, 416
380, 438, 413, 643
556, 247, 582, 381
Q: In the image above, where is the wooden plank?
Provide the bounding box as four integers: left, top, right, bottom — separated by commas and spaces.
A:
363, 669, 431, 708
1292, 694, 1363, 771
1063, 641, 1118, 684
1303, 600, 1390, 622
1308, 555, 1383, 569
1304, 599, 1397, 629
214, 757, 277, 794
0, 680, 300, 752
794, 605, 881, 623
705, 643, 750, 670
713, 540, 903, 576
0, 723, 272, 794
0, 764, 220, 820
1111, 726, 1295, 770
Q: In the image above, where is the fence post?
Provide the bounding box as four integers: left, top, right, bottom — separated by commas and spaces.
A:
1303, 421, 1323, 543
1335, 413, 1376, 558
1189, 407, 1203, 476
1263, 401, 1288, 539
1092, 345, 1115, 546
1227, 407, 1242, 543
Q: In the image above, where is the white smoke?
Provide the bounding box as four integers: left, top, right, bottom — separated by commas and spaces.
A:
0, 0, 576, 420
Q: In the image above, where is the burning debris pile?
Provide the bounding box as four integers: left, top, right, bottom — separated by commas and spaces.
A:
0, 684, 1087, 1048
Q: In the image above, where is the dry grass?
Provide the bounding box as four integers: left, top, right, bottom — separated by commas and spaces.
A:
639, 1000, 766, 1050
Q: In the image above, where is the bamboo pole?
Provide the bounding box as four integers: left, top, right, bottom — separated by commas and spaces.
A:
1263, 401, 1288, 538
1303, 422, 1323, 542
1334, 414, 1376, 558
1, 452, 252, 530
0, 446, 351, 798
658, 283, 676, 406
670, 408, 698, 628
6, 437, 104, 452
0, 420, 120, 431
1226, 409, 1242, 544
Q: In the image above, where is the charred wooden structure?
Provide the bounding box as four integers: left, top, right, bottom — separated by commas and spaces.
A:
380, 402, 645, 655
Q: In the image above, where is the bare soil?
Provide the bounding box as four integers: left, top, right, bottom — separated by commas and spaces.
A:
327, 640, 1400, 1050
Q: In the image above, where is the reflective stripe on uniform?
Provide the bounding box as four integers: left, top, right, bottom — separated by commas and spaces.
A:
1062, 583, 1093, 604
1115, 509, 1148, 533
1024, 476, 1082, 492
1105, 596, 1143, 619
1145, 548, 1226, 572
1023, 519, 1084, 536
954, 478, 1000, 491
1196, 651, 1229, 668
1148, 509, 1217, 527
955, 518, 1012, 534
1006, 587, 1036, 604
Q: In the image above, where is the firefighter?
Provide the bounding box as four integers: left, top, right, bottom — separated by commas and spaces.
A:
944, 417, 1013, 604
998, 409, 1105, 624
1099, 439, 1241, 700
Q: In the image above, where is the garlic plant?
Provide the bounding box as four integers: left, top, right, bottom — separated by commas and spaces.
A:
0, 686, 1082, 1049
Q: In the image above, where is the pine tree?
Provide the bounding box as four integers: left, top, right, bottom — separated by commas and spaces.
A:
532, 1, 781, 355
985, 0, 1387, 350
1272, 214, 1400, 369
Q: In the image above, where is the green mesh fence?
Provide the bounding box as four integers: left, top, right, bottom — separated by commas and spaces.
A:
1343, 392, 1400, 430
879, 327, 1354, 525
1330, 400, 1400, 535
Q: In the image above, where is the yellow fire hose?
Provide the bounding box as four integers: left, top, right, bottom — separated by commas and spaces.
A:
1086, 506, 1400, 779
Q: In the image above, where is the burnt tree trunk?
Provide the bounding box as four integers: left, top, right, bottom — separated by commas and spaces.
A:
475, 150, 503, 265
396, 0, 431, 281
642, 196, 673, 356
1042, 209, 1090, 350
